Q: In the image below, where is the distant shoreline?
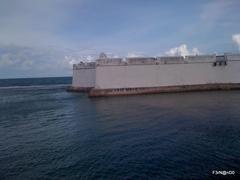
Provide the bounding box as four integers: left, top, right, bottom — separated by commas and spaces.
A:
0, 76, 72, 80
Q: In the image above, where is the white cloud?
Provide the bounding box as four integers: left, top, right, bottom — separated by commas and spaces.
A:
165, 44, 200, 56
0, 44, 99, 78
0, 51, 33, 69
86, 55, 94, 61
192, 48, 200, 55
232, 34, 240, 50
0, 54, 14, 66
112, 55, 119, 58
64, 56, 78, 67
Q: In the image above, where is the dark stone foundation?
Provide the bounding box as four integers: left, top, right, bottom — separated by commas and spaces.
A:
88, 83, 240, 97
66, 86, 92, 92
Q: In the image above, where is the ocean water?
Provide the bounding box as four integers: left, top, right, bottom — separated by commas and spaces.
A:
0, 77, 240, 179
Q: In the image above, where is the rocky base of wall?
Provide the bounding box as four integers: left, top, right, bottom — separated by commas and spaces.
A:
66, 86, 92, 92
88, 83, 240, 97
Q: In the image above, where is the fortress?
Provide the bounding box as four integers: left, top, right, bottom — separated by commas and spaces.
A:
69, 53, 240, 97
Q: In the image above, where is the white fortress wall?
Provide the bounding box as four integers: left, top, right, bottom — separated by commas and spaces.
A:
218, 54, 240, 82
94, 59, 240, 89
157, 56, 184, 64
185, 55, 216, 63
72, 63, 96, 88
225, 53, 240, 61
214, 61, 240, 83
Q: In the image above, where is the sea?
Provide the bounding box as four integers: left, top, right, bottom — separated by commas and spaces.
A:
0, 77, 240, 179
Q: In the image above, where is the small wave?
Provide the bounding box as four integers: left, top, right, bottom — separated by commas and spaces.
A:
0, 84, 70, 90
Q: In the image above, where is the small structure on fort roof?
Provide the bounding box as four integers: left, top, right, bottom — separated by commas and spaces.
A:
96, 52, 122, 65
99, 52, 108, 59
73, 61, 95, 70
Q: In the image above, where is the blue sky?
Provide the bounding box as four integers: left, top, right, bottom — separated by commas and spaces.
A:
0, 0, 240, 78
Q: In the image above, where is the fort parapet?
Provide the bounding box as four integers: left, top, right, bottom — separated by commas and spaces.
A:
96, 58, 123, 65
157, 56, 184, 64
73, 62, 96, 69
126, 57, 156, 65
185, 55, 216, 63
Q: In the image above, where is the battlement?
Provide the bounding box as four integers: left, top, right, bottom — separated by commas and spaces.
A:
73, 62, 96, 70
73, 53, 240, 69
225, 53, 240, 61
185, 55, 216, 63
96, 58, 123, 65
126, 57, 156, 65
157, 56, 184, 64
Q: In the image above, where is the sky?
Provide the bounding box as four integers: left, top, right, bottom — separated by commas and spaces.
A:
0, 0, 240, 78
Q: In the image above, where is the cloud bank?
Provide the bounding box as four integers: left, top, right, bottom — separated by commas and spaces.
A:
165, 44, 200, 56
0, 45, 98, 78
